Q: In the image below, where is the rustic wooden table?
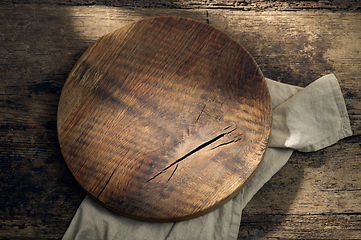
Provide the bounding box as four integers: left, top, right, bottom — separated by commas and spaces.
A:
1, 1, 360, 239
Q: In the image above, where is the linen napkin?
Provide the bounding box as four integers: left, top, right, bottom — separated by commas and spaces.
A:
62, 74, 352, 240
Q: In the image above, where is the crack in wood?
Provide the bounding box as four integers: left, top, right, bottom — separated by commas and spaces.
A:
147, 127, 237, 182
97, 166, 118, 199
224, 125, 232, 131
195, 103, 206, 123
209, 134, 243, 150
167, 164, 178, 183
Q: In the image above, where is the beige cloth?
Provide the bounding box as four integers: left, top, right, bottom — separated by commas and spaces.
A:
62, 74, 352, 240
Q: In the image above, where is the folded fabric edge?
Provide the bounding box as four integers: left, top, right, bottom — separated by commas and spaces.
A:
265, 78, 303, 110
297, 74, 353, 152
328, 74, 353, 137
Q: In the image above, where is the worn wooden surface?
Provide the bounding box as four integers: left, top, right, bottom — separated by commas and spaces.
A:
58, 16, 271, 222
1, 0, 361, 11
0, 2, 360, 239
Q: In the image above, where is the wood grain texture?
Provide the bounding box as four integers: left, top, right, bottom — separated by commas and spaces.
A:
0, 3, 360, 239
239, 136, 361, 239
57, 16, 272, 222
2, 0, 361, 11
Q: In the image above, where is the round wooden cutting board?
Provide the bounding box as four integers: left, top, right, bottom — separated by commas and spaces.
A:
57, 16, 272, 222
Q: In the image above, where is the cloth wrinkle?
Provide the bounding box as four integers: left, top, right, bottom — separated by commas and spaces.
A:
164, 223, 176, 240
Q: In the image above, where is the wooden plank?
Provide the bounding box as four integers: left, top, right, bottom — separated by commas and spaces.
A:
1, 0, 360, 11
240, 136, 361, 239
0, 4, 360, 239
239, 213, 361, 239
242, 137, 361, 215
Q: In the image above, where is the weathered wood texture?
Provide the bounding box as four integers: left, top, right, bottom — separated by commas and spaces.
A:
240, 136, 361, 239
0, 3, 360, 239
1, 0, 361, 11
58, 16, 271, 222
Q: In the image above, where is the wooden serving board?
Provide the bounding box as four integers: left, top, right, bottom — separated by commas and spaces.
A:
57, 16, 272, 222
